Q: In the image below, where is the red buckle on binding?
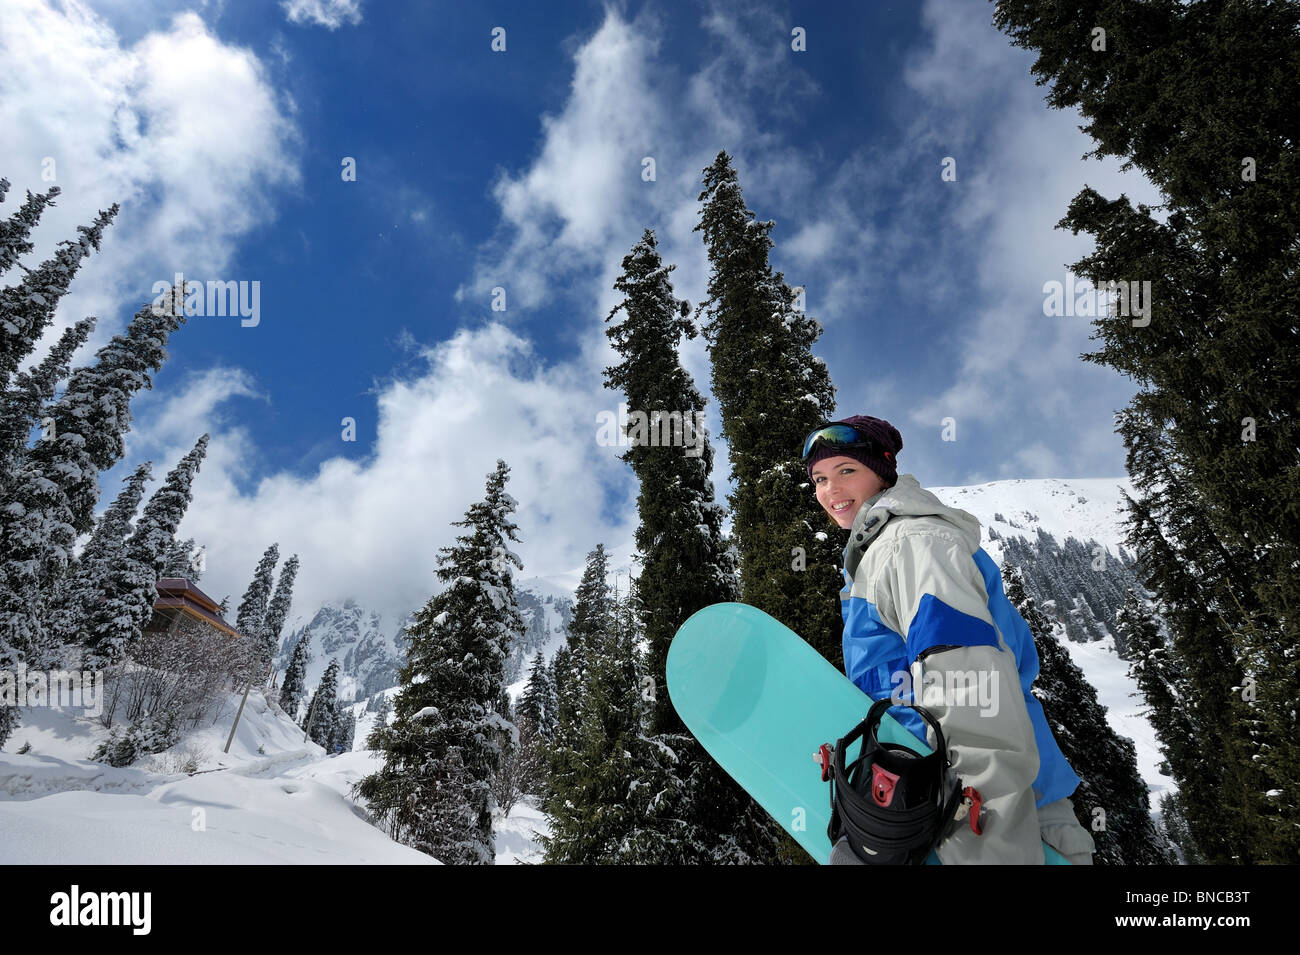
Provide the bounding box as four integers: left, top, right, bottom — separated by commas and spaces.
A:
816, 743, 833, 782
963, 786, 984, 835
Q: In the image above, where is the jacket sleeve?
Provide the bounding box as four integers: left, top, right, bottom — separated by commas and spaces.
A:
870, 525, 1044, 864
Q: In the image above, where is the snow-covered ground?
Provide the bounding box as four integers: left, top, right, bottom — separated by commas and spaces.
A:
0, 685, 547, 864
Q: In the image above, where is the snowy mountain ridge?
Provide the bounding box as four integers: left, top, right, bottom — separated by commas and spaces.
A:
926, 475, 1138, 563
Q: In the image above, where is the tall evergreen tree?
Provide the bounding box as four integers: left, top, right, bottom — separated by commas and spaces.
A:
1116, 587, 1193, 780
365, 691, 391, 747
604, 229, 737, 733
235, 543, 280, 670
553, 543, 611, 737
0, 199, 116, 391
356, 460, 525, 864
491, 687, 521, 817
0, 316, 96, 484
259, 554, 300, 666
518, 651, 549, 729
84, 434, 209, 669
693, 152, 841, 665
538, 660, 558, 740
330, 705, 356, 755
0, 180, 60, 278
1003, 564, 1167, 864
1116, 405, 1270, 862
1116, 585, 1199, 861
278, 629, 312, 720
0, 281, 188, 729
549, 643, 573, 738
46, 461, 152, 644
992, 0, 1299, 863
306, 659, 342, 750
542, 549, 649, 863
515, 652, 551, 796
160, 536, 203, 580
602, 227, 783, 863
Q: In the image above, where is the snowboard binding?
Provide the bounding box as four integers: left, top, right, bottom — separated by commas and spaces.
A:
818, 698, 983, 864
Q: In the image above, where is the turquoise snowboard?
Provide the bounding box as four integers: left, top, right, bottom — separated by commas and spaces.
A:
665, 602, 1069, 865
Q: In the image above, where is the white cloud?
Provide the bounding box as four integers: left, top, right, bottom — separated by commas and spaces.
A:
1003, 441, 1065, 480
281, 0, 361, 30
454, 7, 672, 311
130, 322, 639, 634
784, 220, 837, 265
0, 0, 300, 362
832, 0, 1164, 481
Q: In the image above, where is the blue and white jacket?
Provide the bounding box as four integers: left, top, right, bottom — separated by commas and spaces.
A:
839, 473, 1086, 864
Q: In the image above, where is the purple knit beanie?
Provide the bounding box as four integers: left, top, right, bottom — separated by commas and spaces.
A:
804, 415, 903, 487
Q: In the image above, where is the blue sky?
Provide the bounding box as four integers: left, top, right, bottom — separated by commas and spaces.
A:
1, 0, 1161, 632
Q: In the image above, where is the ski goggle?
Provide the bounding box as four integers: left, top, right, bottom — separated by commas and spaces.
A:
800, 423, 891, 462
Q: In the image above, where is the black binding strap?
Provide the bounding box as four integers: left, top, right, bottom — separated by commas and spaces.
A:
826, 698, 966, 864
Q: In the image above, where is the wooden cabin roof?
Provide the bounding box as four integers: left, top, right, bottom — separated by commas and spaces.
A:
153, 577, 240, 638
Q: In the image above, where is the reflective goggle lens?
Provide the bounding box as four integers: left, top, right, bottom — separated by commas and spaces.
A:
801, 424, 867, 460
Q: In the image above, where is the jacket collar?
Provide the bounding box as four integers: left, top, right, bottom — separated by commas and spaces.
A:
842, 473, 982, 580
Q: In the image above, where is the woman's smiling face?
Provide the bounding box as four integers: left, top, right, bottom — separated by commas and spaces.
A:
811, 455, 887, 529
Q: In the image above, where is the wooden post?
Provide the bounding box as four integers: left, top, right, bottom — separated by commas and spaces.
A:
224, 660, 272, 755
302, 687, 321, 744
224, 672, 253, 754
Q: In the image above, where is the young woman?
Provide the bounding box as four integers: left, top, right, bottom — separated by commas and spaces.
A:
804, 415, 1096, 865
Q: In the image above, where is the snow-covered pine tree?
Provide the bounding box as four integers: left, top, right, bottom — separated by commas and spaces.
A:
160, 536, 203, 580
603, 229, 736, 730
1116, 407, 1269, 862
518, 651, 548, 728
543, 563, 675, 862
45, 461, 152, 644
1003, 563, 1168, 864
258, 554, 299, 666
355, 459, 525, 864
1117, 587, 1193, 780
278, 629, 312, 721
1117, 586, 1198, 861
0, 179, 60, 278
491, 687, 520, 816
305, 659, 342, 750
549, 643, 572, 738
0, 195, 115, 392
542, 545, 618, 861
552, 543, 610, 740
234, 543, 279, 670
364, 691, 391, 748
83, 435, 209, 670
0, 316, 95, 485
602, 226, 782, 864
994, 0, 1300, 861
515, 652, 551, 797
330, 705, 356, 755
693, 151, 839, 664
0, 282, 188, 743
538, 659, 558, 741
